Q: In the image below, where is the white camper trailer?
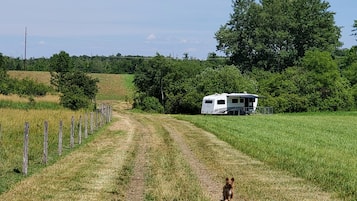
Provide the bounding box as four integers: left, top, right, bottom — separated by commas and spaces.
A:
201, 93, 259, 115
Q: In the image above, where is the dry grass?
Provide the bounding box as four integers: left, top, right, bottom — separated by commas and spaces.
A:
0, 94, 59, 103
8, 71, 51, 85
8, 71, 134, 101
0, 108, 87, 193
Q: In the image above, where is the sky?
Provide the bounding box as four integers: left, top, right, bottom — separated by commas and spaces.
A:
0, 0, 356, 60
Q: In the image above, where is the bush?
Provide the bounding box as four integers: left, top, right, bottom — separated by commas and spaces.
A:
133, 93, 164, 113
59, 86, 90, 110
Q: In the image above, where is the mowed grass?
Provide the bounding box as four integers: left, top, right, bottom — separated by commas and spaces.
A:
0, 108, 87, 194
8, 71, 135, 101
177, 112, 357, 200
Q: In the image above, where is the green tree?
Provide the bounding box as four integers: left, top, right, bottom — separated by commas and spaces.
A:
134, 54, 172, 105
301, 50, 353, 111
290, 0, 341, 58
0, 53, 11, 95
49, 51, 98, 110
49, 51, 73, 91
215, 0, 257, 71
352, 20, 357, 40
216, 0, 341, 72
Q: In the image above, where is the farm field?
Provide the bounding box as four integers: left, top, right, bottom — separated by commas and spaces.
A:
7, 71, 134, 101
0, 108, 88, 194
177, 113, 357, 200
0, 70, 354, 200
0, 106, 340, 200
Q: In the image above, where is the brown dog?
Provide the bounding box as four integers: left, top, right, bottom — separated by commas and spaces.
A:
222, 178, 232, 201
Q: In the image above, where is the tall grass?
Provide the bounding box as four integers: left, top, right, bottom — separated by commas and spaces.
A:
176, 112, 357, 200
0, 108, 86, 194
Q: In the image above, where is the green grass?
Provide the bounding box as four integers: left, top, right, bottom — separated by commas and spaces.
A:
0, 109, 101, 194
0, 100, 62, 110
176, 112, 357, 200
141, 116, 210, 201
94, 73, 135, 100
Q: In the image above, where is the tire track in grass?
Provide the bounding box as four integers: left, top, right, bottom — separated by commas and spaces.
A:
123, 114, 149, 201
161, 122, 222, 200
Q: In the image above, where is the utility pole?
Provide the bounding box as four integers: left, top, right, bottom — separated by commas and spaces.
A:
24, 27, 27, 70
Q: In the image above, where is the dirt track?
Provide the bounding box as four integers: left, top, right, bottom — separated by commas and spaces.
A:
0, 103, 339, 200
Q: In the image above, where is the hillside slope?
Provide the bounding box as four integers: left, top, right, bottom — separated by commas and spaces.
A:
8, 71, 135, 101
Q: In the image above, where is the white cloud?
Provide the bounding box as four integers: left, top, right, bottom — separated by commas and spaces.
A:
180, 39, 188, 44
146, 33, 156, 40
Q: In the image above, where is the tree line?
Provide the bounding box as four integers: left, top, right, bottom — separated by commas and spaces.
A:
0, 52, 99, 111
133, 0, 357, 114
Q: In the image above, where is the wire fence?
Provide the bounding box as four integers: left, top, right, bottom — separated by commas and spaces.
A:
21, 104, 112, 175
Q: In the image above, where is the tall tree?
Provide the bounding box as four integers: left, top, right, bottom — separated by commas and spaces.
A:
49, 51, 73, 91
49, 51, 98, 110
290, 0, 341, 58
216, 0, 341, 72
133, 54, 172, 105
215, 0, 257, 71
353, 20, 357, 41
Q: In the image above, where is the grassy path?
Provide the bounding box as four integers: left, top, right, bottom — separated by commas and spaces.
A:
0, 104, 339, 200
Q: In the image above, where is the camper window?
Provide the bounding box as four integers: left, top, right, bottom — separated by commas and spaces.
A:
240, 98, 244, 103
205, 100, 213, 104
232, 99, 238, 103
217, 100, 225, 105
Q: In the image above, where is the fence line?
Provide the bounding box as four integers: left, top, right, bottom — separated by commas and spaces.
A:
18, 104, 112, 176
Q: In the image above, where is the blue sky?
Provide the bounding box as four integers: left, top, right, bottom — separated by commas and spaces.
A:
0, 0, 356, 60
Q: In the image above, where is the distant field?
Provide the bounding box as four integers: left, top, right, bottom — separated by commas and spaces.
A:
8, 71, 135, 101
177, 112, 357, 200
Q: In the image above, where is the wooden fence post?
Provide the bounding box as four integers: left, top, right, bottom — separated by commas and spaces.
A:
84, 113, 88, 139
78, 115, 82, 145
109, 105, 112, 122
90, 112, 94, 134
43, 121, 48, 165
58, 120, 63, 156
70, 116, 74, 148
23, 122, 29, 175
95, 111, 98, 130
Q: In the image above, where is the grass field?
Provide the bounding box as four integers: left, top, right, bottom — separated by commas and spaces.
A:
4, 70, 357, 200
0, 71, 132, 195
0, 108, 90, 194
176, 112, 357, 200
8, 71, 135, 101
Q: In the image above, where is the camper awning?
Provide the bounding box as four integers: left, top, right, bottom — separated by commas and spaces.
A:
226, 93, 259, 98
